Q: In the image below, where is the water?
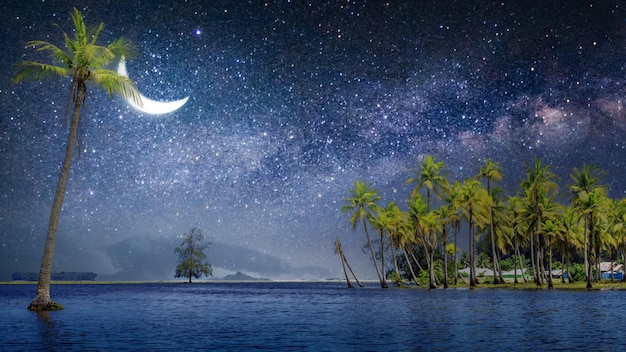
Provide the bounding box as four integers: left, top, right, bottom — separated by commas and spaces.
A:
1, 282, 624, 351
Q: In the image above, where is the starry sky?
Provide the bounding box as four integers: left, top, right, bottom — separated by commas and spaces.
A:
1, 0, 625, 281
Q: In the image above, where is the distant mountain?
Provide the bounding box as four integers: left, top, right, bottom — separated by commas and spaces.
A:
220, 271, 267, 281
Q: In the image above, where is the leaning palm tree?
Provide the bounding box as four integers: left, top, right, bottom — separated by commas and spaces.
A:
13, 8, 141, 311
334, 237, 363, 288
342, 180, 387, 288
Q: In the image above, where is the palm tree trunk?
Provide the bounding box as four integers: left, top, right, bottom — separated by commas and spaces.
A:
584, 215, 592, 289
530, 229, 537, 283
28, 82, 86, 311
362, 219, 387, 288
454, 222, 459, 285
339, 252, 354, 288
469, 210, 477, 287
547, 244, 553, 289
513, 230, 519, 284
406, 245, 424, 271
402, 247, 419, 285
342, 252, 364, 287
489, 207, 500, 284
390, 240, 401, 285
379, 231, 387, 288
442, 225, 448, 288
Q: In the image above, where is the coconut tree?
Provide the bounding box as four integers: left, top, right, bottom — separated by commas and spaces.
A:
334, 237, 363, 288
434, 204, 455, 288
446, 180, 463, 285
419, 210, 442, 289
507, 195, 527, 284
573, 187, 611, 289
611, 199, 626, 282
560, 205, 583, 283
538, 198, 564, 289
342, 180, 387, 288
478, 159, 504, 284
13, 8, 141, 311
455, 178, 490, 287
520, 159, 558, 286
378, 202, 407, 285
490, 187, 511, 284
407, 194, 431, 286
397, 213, 421, 285
406, 155, 449, 211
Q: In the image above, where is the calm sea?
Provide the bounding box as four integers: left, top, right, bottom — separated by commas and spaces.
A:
1, 282, 624, 351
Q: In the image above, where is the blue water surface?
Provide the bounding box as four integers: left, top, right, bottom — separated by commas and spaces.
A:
1, 282, 624, 351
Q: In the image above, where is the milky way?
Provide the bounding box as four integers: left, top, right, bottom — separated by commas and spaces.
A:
1, 1, 625, 280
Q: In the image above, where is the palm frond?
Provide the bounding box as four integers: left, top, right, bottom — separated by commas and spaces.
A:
107, 38, 136, 59
90, 69, 142, 106
12, 61, 70, 83
70, 7, 88, 45
77, 44, 115, 70
88, 22, 105, 45
25, 40, 72, 68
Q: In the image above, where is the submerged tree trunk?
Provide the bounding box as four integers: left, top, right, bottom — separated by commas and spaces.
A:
29, 82, 86, 311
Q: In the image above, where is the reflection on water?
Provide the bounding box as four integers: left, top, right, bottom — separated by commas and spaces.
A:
1, 282, 625, 351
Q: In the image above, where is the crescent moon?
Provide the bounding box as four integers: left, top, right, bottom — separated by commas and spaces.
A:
117, 56, 189, 114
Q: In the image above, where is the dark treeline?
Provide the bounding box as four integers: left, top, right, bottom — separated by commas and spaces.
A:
341, 156, 626, 290
12, 272, 97, 281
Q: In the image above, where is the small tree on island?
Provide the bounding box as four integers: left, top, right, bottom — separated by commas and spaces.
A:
174, 228, 213, 283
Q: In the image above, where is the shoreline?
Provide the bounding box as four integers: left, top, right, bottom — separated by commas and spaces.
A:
3, 279, 626, 290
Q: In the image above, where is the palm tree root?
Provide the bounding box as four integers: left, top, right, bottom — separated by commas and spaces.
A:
28, 301, 64, 311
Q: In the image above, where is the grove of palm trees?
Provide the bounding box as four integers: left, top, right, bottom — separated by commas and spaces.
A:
342, 156, 626, 290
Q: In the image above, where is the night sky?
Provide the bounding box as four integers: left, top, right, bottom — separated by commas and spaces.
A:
1, 1, 625, 281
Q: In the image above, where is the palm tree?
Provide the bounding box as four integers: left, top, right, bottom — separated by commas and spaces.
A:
507, 195, 527, 284
397, 213, 421, 285
520, 159, 558, 286
490, 187, 511, 284
478, 159, 504, 284
611, 199, 626, 282
13, 8, 140, 311
406, 155, 449, 211
378, 202, 406, 285
569, 165, 609, 289
559, 205, 583, 283
435, 204, 455, 288
407, 194, 432, 286
342, 180, 387, 288
446, 180, 463, 285
334, 237, 363, 288
455, 179, 490, 286
419, 210, 442, 289
537, 198, 564, 289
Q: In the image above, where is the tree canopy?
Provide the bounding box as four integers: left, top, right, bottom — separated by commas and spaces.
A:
342, 156, 626, 290
174, 228, 213, 283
